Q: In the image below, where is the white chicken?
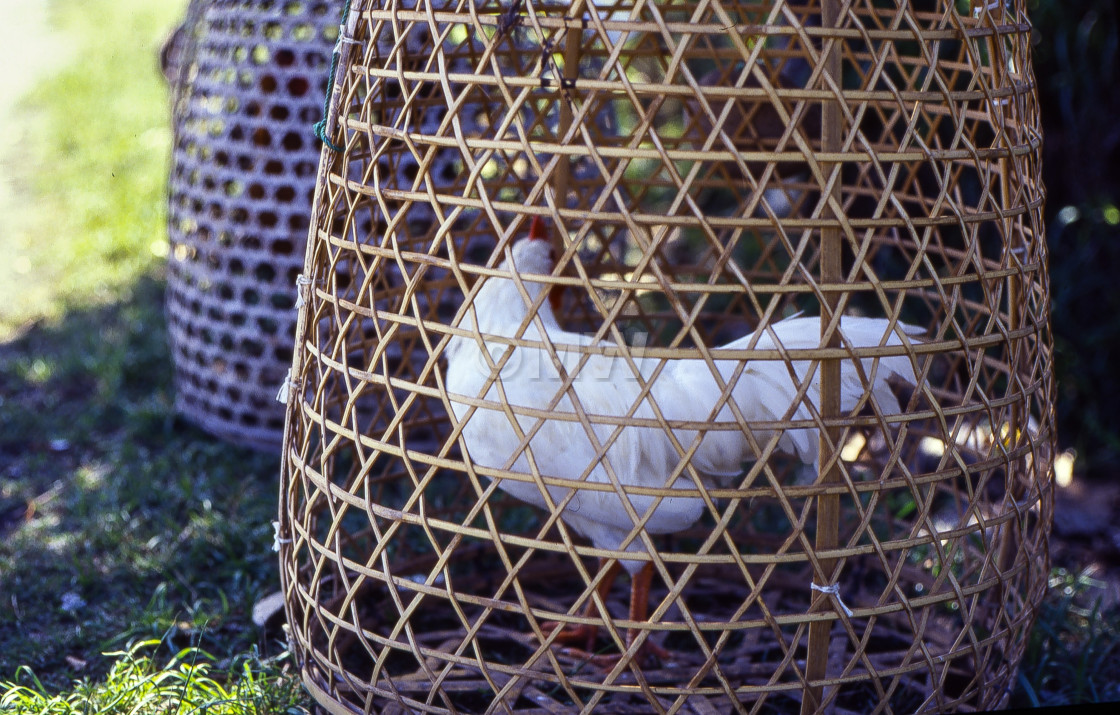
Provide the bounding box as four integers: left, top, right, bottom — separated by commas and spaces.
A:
443, 218, 920, 665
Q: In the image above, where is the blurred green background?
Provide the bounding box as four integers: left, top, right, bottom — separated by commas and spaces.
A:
1029, 0, 1120, 478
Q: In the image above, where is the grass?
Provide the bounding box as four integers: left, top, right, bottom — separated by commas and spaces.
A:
0, 0, 1115, 711
1, 640, 306, 715
0, 0, 179, 334
0, 280, 306, 706
0, 0, 309, 710
1011, 569, 1120, 708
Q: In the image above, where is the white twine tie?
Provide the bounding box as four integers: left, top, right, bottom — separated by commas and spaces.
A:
276, 368, 297, 404
974, 1, 1004, 18
811, 581, 854, 618
294, 274, 313, 309
272, 520, 293, 552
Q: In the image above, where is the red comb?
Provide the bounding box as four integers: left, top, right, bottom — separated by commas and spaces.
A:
528, 215, 549, 242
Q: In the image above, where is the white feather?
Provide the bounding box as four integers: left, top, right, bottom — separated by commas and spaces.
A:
444, 239, 920, 574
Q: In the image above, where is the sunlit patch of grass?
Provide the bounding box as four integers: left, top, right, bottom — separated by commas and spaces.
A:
0, 0, 186, 335
0, 639, 308, 715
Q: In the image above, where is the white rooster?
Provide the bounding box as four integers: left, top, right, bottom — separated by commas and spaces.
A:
443, 218, 920, 665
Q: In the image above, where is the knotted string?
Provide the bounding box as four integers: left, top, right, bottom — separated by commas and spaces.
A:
313, 0, 354, 151
811, 581, 854, 617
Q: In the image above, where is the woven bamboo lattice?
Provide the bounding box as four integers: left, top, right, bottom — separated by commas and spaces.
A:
164, 0, 335, 448
278, 1, 1053, 712
165, 0, 472, 448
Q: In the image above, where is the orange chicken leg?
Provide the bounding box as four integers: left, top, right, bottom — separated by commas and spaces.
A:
538, 560, 669, 668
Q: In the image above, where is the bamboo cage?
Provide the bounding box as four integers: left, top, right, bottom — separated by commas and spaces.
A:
278, 1, 1053, 712
163, 0, 343, 449
165, 0, 479, 449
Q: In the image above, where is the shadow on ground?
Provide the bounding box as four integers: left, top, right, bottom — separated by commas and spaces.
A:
0, 275, 286, 688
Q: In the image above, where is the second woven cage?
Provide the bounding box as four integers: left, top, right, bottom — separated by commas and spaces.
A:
279, 1, 1054, 712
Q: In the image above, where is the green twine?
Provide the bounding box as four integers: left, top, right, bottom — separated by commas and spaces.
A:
314, 0, 353, 152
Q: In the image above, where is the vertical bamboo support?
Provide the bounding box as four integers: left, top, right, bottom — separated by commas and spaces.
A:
992, 18, 1027, 599
803, 0, 844, 712
988, 10, 1023, 485
548, 0, 585, 250
992, 151, 1026, 624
